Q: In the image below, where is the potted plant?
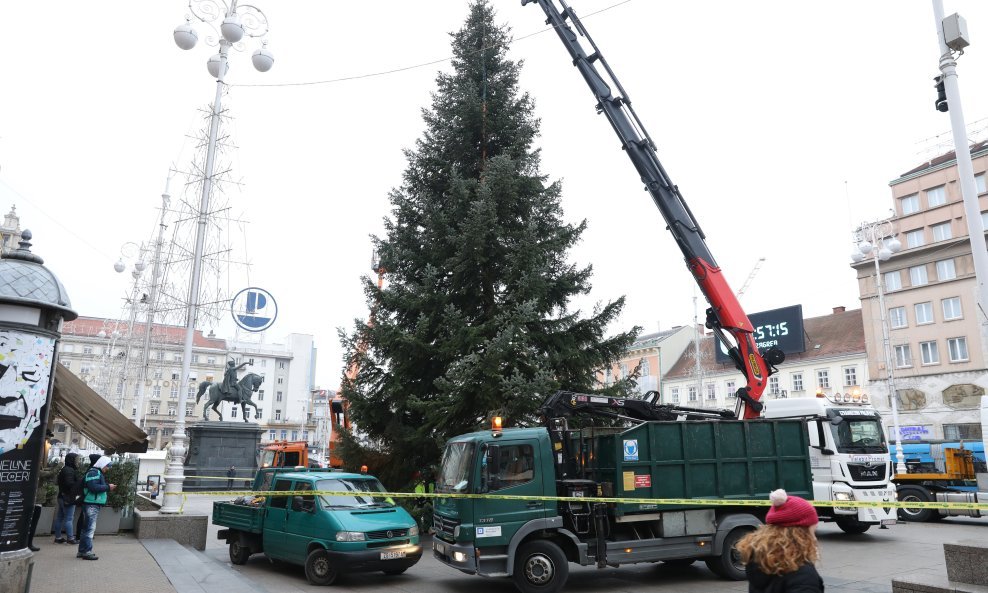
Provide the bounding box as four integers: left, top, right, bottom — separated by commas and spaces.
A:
34, 460, 62, 536
95, 458, 138, 533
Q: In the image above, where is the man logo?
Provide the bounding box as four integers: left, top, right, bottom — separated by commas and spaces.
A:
231, 287, 278, 332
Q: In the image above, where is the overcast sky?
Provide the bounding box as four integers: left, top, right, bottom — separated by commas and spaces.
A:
1, 1, 987, 389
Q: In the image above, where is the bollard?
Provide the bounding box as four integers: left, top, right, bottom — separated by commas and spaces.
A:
0, 231, 76, 593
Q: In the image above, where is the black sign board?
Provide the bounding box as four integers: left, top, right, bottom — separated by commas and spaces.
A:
714, 305, 805, 364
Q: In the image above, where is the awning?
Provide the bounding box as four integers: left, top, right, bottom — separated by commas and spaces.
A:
51, 364, 148, 454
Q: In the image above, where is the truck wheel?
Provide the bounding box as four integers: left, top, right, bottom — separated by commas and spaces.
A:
513, 540, 568, 593
229, 540, 251, 565
304, 549, 339, 586
835, 518, 871, 534
704, 528, 749, 581
897, 486, 934, 522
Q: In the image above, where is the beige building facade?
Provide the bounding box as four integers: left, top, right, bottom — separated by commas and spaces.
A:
603, 325, 693, 395
851, 141, 988, 441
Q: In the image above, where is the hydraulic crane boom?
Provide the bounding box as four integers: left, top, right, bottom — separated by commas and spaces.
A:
523, 0, 783, 418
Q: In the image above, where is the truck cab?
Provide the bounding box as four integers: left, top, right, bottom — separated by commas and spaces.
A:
761, 393, 897, 532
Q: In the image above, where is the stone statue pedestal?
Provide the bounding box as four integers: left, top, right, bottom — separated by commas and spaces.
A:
184, 422, 264, 491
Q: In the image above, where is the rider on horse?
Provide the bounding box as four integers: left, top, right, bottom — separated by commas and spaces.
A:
221, 360, 251, 400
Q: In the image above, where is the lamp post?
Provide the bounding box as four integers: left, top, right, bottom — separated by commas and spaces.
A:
161, 0, 273, 515
851, 219, 907, 475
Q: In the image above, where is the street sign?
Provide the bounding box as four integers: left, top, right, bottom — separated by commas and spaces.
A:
231, 287, 278, 332
714, 304, 805, 364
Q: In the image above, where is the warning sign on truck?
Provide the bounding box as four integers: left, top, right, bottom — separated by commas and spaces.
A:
634, 475, 651, 488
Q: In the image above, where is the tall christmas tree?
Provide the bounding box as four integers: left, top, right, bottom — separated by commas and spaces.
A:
339, 0, 639, 485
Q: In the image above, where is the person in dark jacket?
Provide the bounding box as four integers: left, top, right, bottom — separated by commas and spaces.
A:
737, 489, 824, 593
53, 452, 81, 544
77, 455, 116, 561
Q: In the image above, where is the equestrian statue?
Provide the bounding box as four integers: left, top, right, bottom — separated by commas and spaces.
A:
195, 360, 264, 422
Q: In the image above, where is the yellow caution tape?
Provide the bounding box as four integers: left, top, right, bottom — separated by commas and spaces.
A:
173, 488, 988, 511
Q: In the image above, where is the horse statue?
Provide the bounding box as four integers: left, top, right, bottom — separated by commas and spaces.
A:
196, 372, 264, 422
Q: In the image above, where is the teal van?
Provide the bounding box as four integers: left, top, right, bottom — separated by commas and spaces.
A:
214, 469, 422, 585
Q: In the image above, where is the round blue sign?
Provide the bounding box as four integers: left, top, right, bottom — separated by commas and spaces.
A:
231, 287, 278, 332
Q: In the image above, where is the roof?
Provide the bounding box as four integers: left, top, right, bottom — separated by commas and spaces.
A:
52, 364, 148, 453
896, 139, 988, 180
0, 232, 76, 320
629, 326, 686, 350
63, 316, 227, 350
664, 309, 865, 379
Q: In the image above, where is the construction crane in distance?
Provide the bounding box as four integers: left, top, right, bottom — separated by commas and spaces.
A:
736, 257, 766, 298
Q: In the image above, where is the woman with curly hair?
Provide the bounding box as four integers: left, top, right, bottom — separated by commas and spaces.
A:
736, 489, 824, 592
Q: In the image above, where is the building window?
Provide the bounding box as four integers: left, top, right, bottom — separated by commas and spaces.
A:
80, 365, 93, 375
167, 407, 177, 416
280, 430, 288, 441
726, 381, 736, 398
843, 366, 857, 386
905, 229, 925, 248
173, 354, 182, 362
149, 405, 159, 415
791, 374, 803, 392
291, 431, 299, 441
932, 222, 952, 241
768, 376, 780, 395
261, 359, 267, 367
919, 340, 940, 365
977, 173, 987, 194
884, 271, 902, 291
257, 389, 265, 401
83, 346, 93, 355
256, 409, 263, 420
276, 391, 283, 402
671, 387, 680, 404
153, 369, 163, 379
619, 363, 628, 379
889, 306, 907, 329
706, 384, 716, 400
207, 357, 216, 365
901, 194, 920, 214
688, 386, 698, 402
947, 337, 969, 362
185, 407, 193, 417
816, 369, 830, 389
134, 383, 140, 396
188, 385, 195, 398
942, 297, 962, 320
640, 358, 651, 377
277, 377, 284, 385
926, 185, 947, 207
148, 427, 158, 436
268, 430, 276, 441
915, 302, 934, 324
936, 259, 956, 281
170, 384, 179, 398
275, 409, 282, 420
63, 360, 71, 369
909, 265, 929, 286
132, 407, 137, 417
230, 407, 237, 418
152, 385, 162, 397
279, 361, 286, 369
248, 358, 255, 365
155, 351, 164, 361
604, 368, 611, 385
62, 344, 74, 353
302, 430, 309, 441
944, 423, 982, 440
894, 344, 912, 368
192, 354, 200, 363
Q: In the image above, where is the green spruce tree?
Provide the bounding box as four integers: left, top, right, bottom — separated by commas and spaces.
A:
338, 0, 639, 486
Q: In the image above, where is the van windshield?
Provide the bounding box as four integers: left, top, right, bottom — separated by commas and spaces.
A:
315, 478, 393, 508
437, 441, 474, 494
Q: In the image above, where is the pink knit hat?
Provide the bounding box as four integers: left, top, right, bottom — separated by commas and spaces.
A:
766, 489, 818, 527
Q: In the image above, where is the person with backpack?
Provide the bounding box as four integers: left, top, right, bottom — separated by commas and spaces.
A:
53, 452, 81, 544
77, 455, 116, 561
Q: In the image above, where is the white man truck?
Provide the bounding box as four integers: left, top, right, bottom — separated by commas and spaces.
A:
761, 394, 897, 533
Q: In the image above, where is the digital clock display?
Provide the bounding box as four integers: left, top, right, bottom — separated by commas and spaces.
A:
714, 304, 805, 364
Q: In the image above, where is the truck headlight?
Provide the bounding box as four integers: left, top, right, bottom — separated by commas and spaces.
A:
834, 492, 853, 502
335, 531, 366, 542
453, 551, 467, 562
408, 525, 419, 537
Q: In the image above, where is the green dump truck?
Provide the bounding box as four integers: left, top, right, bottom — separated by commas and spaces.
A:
213, 468, 422, 585
432, 391, 813, 593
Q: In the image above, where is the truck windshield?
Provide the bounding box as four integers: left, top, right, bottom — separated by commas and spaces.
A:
259, 450, 276, 468
315, 478, 393, 508
830, 417, 888, 453
437, 441, 474, 494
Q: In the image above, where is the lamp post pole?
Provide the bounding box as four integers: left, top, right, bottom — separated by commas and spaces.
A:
161, 0, 273, 514
852, 220, 907, 475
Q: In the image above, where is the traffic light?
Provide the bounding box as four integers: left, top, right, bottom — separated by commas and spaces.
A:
934, 76, 948, 112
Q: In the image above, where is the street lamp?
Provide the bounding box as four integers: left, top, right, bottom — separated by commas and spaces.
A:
851, 219, 907, 475
162, 0, 274, 515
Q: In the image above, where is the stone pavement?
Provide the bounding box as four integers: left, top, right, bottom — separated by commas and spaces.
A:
30, 535, 269, 593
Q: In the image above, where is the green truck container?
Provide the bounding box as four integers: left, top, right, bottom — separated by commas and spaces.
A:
213, 468, 422, 585
432, 419, 812, 593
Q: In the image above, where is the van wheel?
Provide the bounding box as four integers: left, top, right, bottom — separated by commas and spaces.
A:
704, 528, 748, 581
229, 540, 251, 565
897, 486, 934, 522
835, 518, 871, 534
513, 540, 568, 593
304, 549, 338, 586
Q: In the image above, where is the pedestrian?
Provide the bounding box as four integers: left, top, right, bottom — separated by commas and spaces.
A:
360, 465, 368, 475
227, 465, 236, 489
78, 455, 116, 561
736, 489, 824, 593
53, 452, 81, 544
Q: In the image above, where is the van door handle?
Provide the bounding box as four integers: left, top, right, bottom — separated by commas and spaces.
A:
527, 501, 542, 509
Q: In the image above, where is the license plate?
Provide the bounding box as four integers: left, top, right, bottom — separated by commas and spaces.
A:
381, 550, 406, 560
434, 542, 446, 554
881, 519, 897, 526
